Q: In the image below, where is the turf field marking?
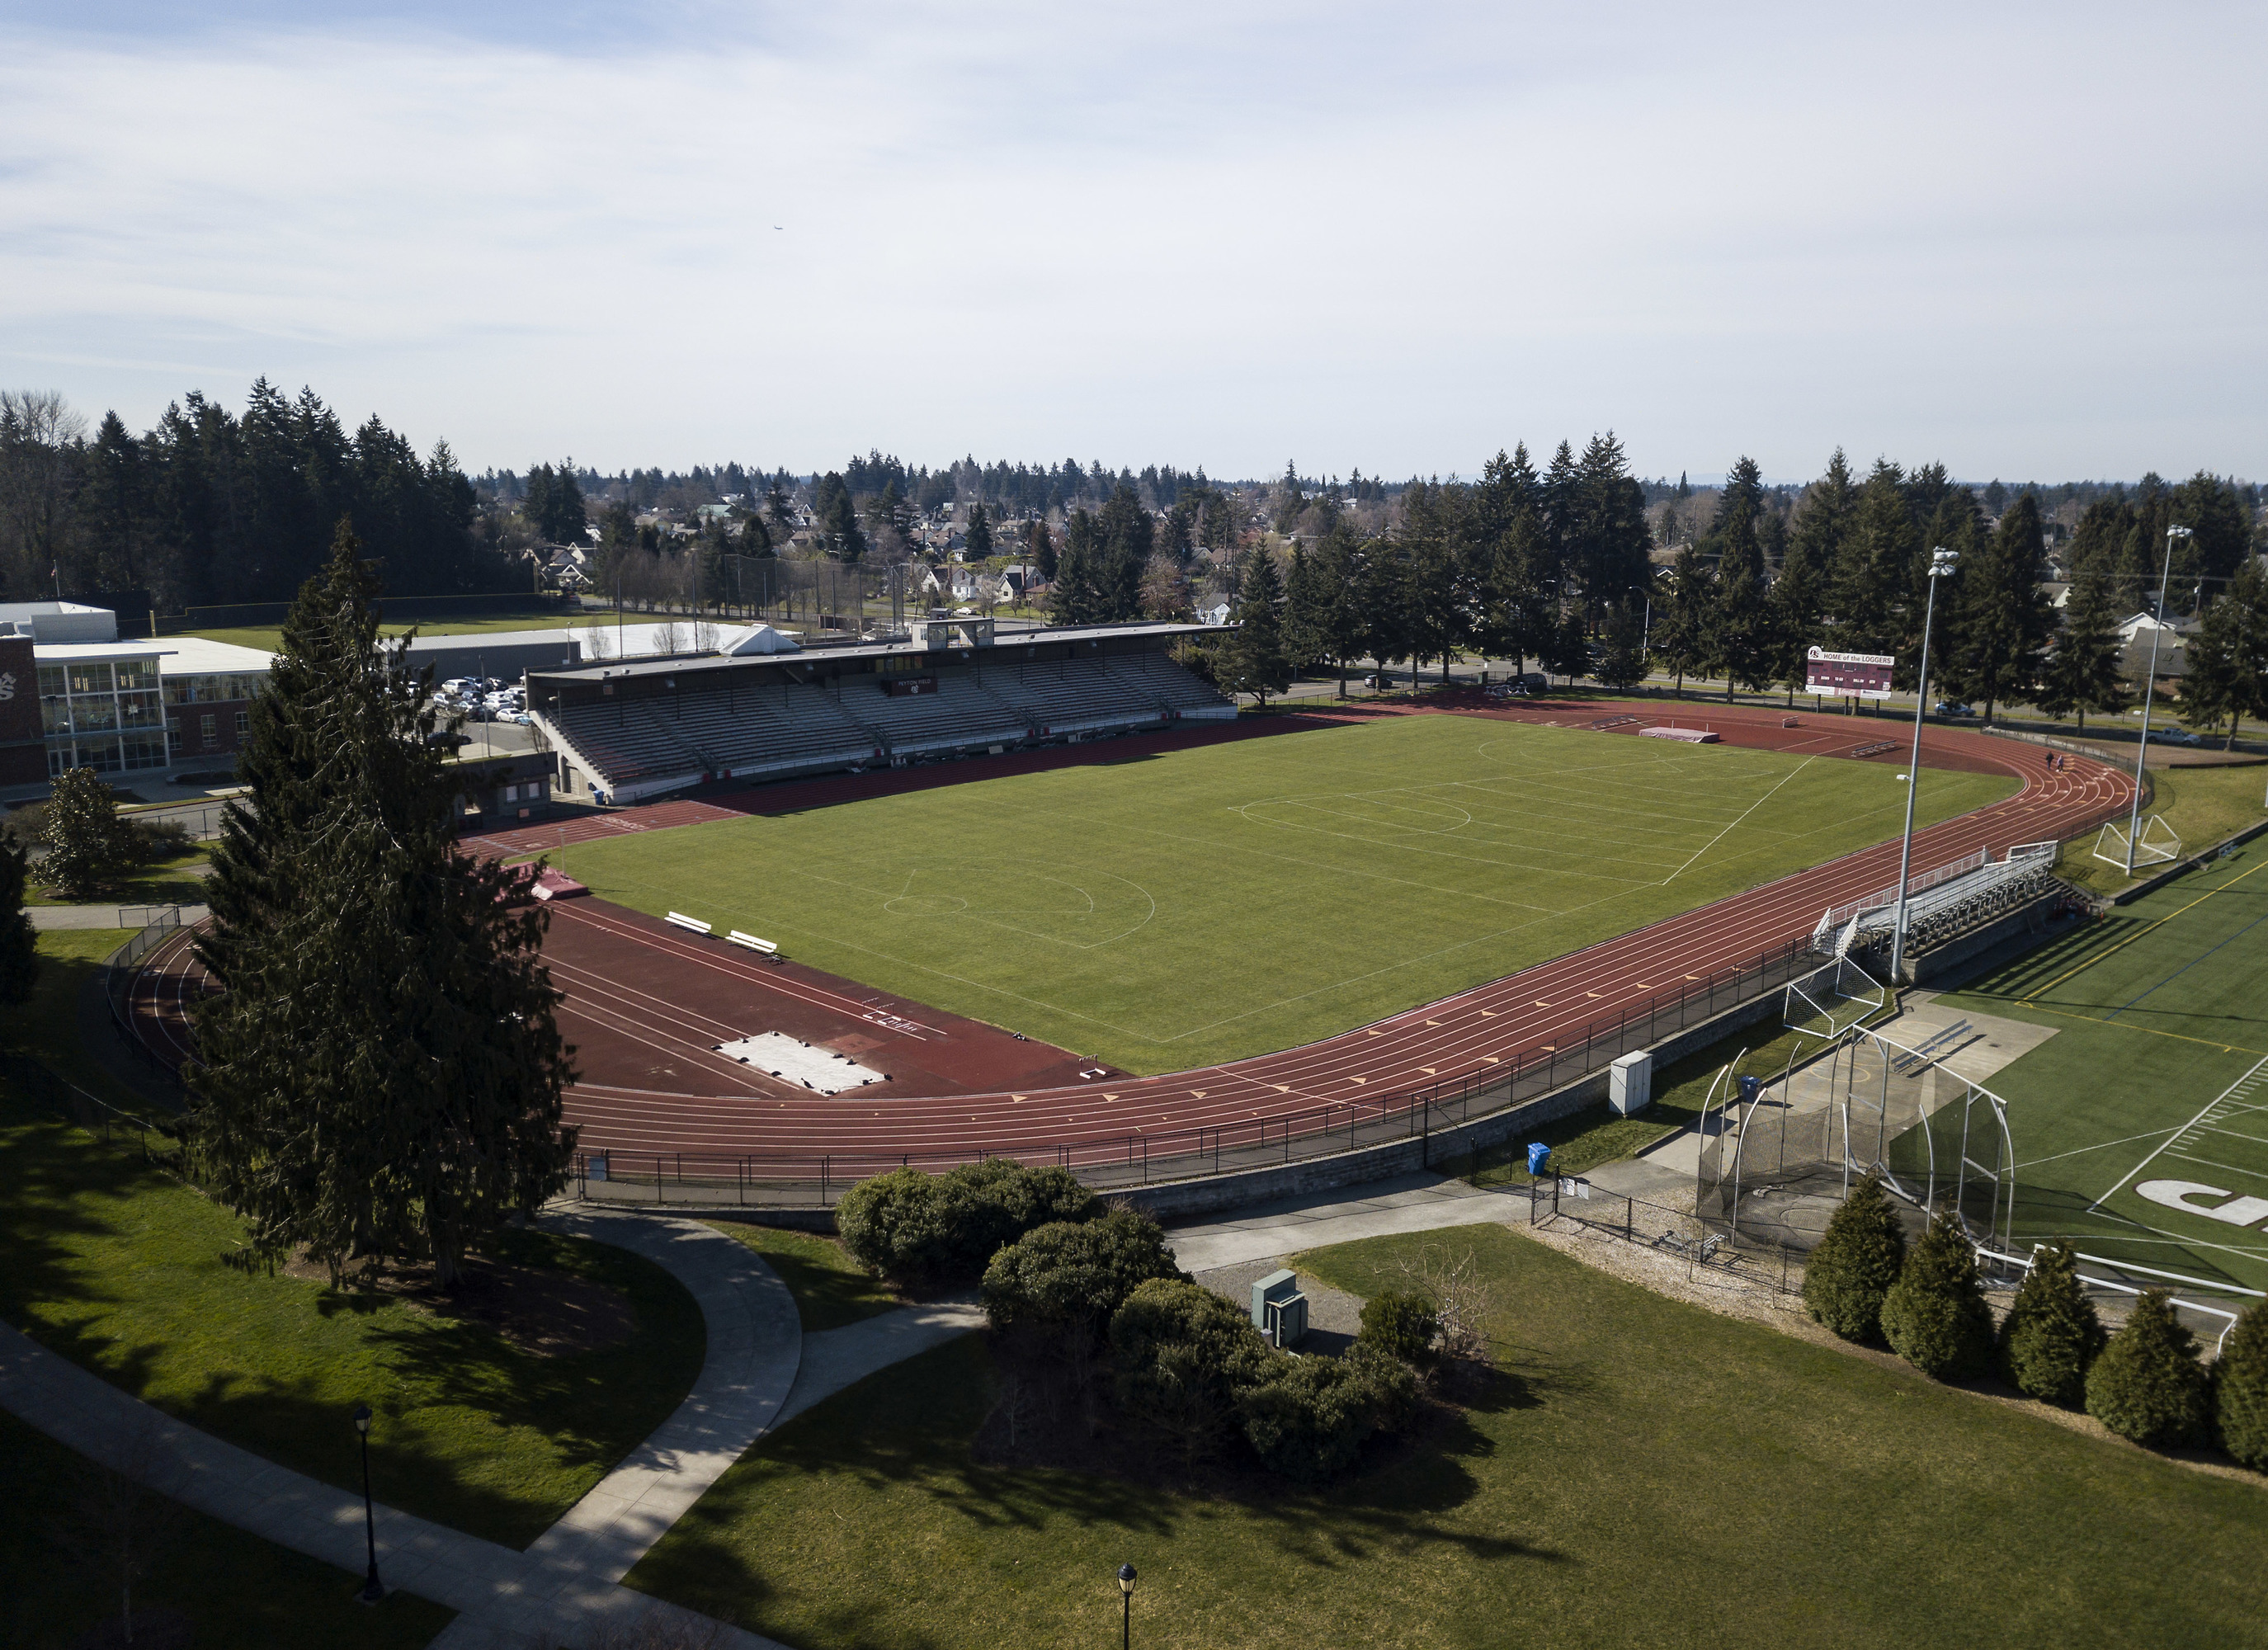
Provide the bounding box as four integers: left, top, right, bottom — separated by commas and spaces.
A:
2022, 853, 2268, 1005
2087, 1052, 2268, 1215
2015, 1128, 2180, 1171
2019, 1002, 2263, 1057
2108, 898, 2268, 1021
1663, 757, 1818, 883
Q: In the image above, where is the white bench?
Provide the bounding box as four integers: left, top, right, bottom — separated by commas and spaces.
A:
727, 930, 779, 957
666, 912, 713, 934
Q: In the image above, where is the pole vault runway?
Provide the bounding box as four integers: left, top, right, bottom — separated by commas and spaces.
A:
127, 702, 2134, 1167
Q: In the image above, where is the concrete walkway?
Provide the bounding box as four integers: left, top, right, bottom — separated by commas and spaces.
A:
28, 902, 207, 931
1161, 1172, 1525, 1272
0, 1209, 799, 1650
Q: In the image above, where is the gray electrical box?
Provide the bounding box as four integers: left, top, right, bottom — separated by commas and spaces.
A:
1610, 1050, 1653, 1115
1252, 1268, 1297, 1325
1263, 1292, 1308, 1349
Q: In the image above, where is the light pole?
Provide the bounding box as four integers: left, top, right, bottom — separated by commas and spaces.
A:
1118, 1563, 1138, 1649
2124, 524, 2193, 874
1888, 546, 1959, 985
1629, 584, 1653, 689
353, 1404, 385, 1604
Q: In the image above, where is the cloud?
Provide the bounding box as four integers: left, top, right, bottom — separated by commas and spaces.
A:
1, 2, 2262, 479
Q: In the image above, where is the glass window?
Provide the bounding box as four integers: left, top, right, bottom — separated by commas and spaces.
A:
116, 658, 159, 691
199, 714, 216, 744
36, 665, 65, 698
121, 691, 164, 728
79, 737, 122, 774
66, 662, 113, 695
72, 696, 117, 731
121, 733, 168, 771
234, 710, 248, 736
41, 700, 71, 733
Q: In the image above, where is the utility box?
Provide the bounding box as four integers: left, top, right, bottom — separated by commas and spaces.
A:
1610, 1051, 1653, 1116
1252, 1268, 1304, 1346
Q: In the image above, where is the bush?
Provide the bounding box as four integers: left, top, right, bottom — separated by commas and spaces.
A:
1344, 1340, 1422, 1433
837, 1160, 1102, 1286
1238, 1354, 1376, 1483
1880, 1205, 1996, 1380
1999, 1243, 2104, 1406
2214, 1301, 2268, 1470
1802, 1171, 1907, 1343
1109, 1278, 1271, 1466
980, 1208, 1185, 1341
125, 815, 197, 865
1357, 1290, 1440, 1371
2086, 1289, 2211, 1449
40, 768, 137, 900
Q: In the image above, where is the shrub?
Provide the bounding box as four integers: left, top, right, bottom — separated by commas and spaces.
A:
1357, 1290, 1440, 1371
2086, 1289, 2210, 1449
40, 768, 137, 900
1880, 1205, 1996, 1379
2214, 1301, 2268, 1471
980, 1208, 1185, 1341
125, 815, 198, 865
1238, 1354, 1375, 1483
1344, 1340, 1422, 1433
1999, 1243, 2105, 1406
1801, 1171, 1907, 1343
837, 1160, 1102, 1286
1109, 1278, 1271, 1465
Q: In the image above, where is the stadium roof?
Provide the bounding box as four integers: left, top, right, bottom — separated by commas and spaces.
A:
528, 619, 1215, 685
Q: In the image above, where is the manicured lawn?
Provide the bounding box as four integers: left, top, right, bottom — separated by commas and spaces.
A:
0, 1406, 454, 1650
553, 714, 2012, 1072
705, 1222, 901, 1332
187, 609, 592, 653
0, 1083, 706, 1549
2058, 760, 2267, 898
26, 851, 211, 909
1931, 838, 2268, 1293
2, 927, 152, 1111
626, 1224, 2268, 1650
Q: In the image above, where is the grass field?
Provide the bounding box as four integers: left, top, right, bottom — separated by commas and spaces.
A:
1931, 839, 2268, 1297
549, 715, 2015, 1073
703, 1223, 901, 1332
2056, 761, 2268, 898
187, 608, 592, 653
625, 1224, 2268, 1650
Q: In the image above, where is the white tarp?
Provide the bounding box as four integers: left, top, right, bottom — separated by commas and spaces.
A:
713, 1032, 885, 1093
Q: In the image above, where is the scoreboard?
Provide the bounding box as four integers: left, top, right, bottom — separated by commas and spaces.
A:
1805, 646, 1895, 699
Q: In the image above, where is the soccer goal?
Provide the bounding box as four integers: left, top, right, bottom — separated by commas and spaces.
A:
2092, 814, 2181, 870
1784, 954, 1887, 1038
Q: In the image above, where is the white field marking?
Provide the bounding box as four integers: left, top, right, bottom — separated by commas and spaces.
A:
2195, 1121, 2268, 1149
1662, 757, 1818, 883
2014, 1128, 2181, 1172
1222, 804, 1666, 885
2089, 1053, 2268, 1215
824, 862, 1157, 952
2165, 1148, 2268, 1184
1316, 773, 1794, 846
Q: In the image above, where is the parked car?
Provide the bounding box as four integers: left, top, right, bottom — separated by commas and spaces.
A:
1933, 700, 1973, 717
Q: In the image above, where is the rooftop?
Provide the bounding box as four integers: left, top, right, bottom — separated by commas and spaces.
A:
33, 636, 275, 672
528, 619, 1210, 685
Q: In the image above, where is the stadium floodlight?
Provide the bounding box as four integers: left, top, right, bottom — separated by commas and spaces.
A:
1888, 547, 1960, 984
2124, 525, 2195, 875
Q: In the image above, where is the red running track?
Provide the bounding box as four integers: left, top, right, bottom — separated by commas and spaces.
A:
129, 701, 2131, 1167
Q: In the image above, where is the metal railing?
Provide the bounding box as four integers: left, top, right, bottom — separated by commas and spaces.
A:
572, 935, 1834, 1206
106, 909, 195, 1093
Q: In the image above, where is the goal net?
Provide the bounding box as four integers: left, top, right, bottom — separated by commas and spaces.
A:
2093, 814, 2181, 870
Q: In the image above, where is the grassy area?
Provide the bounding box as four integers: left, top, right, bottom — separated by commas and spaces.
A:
0, 1406, 453, 1649
0, 1077, 707, 1549
186, 608, 594, 653
1447, 1011, 1855, 1184
2, 927, 150, 1110
553, 714, 2012, 1072
26, 851, 210, 909
625, 1223, 2268, 1649
705, 1222, 901, 1332
2058, 761, 2268, 898
1930, 838, 2268, 1293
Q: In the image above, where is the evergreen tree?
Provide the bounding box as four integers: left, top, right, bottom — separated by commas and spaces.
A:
1026, 517, 1057, 582
1281, 544, 1327, 673
1949, 493, 2051, 724
1654, 542, 1711, 695
189, 523, 576, 1287
1880, 1204, 1997, 1379
2179, 563, 2268, 747
0, 833, 36, 1005
765, 474, 796, 537
1593, 597, 1648, 691
1704, 457, 1772, 700
1309, 524, 1370, 695
1831, 462, 1913, 654
1094, 484, 1153, 620
2036, 568, 2127, 732
1359, 545, 1416, 682
2086, 1289, 2211, 1448
1999, 1243, 2105, 1406
1802, 1172, 1907, 1343
41, 767, 133, 900
1216, 547, 1292, 707
1048, 510, 1099, 625
2215, 1300, 2268, 1470
1544, 607, 1591, 686
964, 502, 993, 563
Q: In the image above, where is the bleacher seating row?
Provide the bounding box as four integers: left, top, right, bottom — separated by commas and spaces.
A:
537, 653, 1233, 798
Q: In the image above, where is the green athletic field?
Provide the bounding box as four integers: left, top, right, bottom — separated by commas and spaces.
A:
548, 714, 2013, 1074
1934, 838, 2268, 1296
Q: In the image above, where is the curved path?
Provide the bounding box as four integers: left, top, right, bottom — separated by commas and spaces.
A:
126, 705, 2134, 1167
0, 1210, 799, 1650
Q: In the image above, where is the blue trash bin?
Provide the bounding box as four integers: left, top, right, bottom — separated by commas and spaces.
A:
1737, 1075, 1763, 1105
1526, 1142, 1552, 1176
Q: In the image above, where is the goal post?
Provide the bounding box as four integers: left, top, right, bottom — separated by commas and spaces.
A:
2093, 815, 2181, 870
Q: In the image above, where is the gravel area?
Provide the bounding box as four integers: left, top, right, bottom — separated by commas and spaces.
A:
1194, 1258, 1365, 1355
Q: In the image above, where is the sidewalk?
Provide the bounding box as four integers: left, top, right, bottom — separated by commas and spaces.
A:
30, 902, 207, 931
1161, 1172, 1521, 1272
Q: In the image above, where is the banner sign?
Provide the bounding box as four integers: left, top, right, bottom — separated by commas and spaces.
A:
1805, 646, 1895, 700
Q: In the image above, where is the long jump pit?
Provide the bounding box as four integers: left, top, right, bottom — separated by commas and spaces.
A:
535, 898, 1097, 1158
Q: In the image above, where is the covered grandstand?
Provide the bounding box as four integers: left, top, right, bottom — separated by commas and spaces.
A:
529, 617, 1237, 802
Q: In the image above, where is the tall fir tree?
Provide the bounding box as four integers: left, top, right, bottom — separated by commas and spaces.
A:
0, 832, 36, 1005
2035, 568, 2128, 732
1703, 457, 1772, 700
1215, 547, 1292, 707
1654, 542, 1711, 696
1830, 461, 1913, 655
2178, 563, 2268, 747
964, 502, 993, 562
189, 522, 576, 1287
1948, 493, 2052, 724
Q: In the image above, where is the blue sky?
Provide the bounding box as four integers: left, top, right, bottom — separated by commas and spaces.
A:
2, 2, 2261, 482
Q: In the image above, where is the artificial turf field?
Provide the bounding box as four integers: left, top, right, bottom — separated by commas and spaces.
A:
548, 714, 2013, 1074
1934, 837, 2268, 1296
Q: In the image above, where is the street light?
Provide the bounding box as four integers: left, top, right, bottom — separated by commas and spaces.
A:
1888, 546, 1959, 985
1629, 584, 1653, 686
1118, 1563, 1138, 1649
353, 1404, 384, 1605
2124, 525, 2194, 874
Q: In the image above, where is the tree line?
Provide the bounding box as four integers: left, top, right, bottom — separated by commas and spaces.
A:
0, 383, 516, 610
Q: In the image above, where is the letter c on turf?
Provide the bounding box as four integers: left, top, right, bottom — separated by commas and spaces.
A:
2134, 1179, 2268, 1228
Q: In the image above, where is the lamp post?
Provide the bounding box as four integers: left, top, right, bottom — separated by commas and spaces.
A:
1888, 546, 1959, 985
2124, 524, 2194, 874
1117, 1563, 1138, 1649
1629, 584, 1653, 690
353, 1404, 384, 1604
